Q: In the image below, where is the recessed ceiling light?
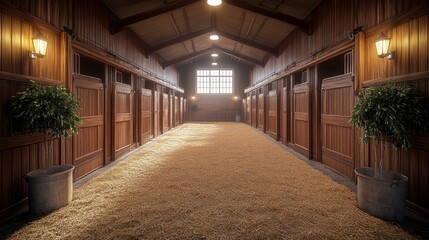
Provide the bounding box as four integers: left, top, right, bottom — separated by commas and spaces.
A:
207, 0, 222, 6
210, 34, 219, 40
212, 62, 218, 66
211, 53, 218, 57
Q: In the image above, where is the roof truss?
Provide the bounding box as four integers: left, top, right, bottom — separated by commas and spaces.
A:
162, 46, 264, 68
149, 28, 278, 56
223, 0, 312, 35
110, 0, 200, 34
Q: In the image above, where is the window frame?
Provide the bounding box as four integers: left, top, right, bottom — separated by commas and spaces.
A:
196, 69, 233, 94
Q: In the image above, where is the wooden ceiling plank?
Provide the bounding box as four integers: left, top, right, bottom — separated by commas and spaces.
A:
275, 0, 283, 10
182, 8, 197, 52
169, 13, 181, 35
214, 46, 264, 67
222, 0, 312, 35
149, 28, 213, 53
110, 0, 200, 34
251, 17, 267, 40
149, 27, 277, 56
216, 29, 278, 56
162, 48, 213, 68
245, 15, 256, 38
163, 45, 263, 68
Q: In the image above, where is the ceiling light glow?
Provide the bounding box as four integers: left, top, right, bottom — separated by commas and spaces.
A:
210, 34, 219, 40
212, 62, 218, 66
211, 53, 218, 57
207, 0, 222, 6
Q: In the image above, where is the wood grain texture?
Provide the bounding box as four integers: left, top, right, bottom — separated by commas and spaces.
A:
188, 95, 240, 122
114, 82, 133, 159
72, 75, 104, 180
267, 89, 278, 140
321, 75, 354, 179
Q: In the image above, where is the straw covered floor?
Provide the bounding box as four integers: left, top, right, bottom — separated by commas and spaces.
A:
3, 122, 417, 239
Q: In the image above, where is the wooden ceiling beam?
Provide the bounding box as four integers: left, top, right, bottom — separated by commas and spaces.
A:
216, 30, 278, 56
149, 28, 213, 53
222, 0, 312, 35
213, 46, 264, 67
162, 48, 213, 69
162, 46, 264, 68
110, 0, 200, 34
149, 28, 277, 56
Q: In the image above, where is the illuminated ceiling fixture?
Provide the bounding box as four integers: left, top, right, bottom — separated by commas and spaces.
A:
207, 0, 222, 6
212, 62, 218, 66
211, 53, 218, 57
209, 34, 219, 40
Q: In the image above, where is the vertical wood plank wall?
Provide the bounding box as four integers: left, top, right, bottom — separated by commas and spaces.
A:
72, 75, 104, 180
245, 0, 429, 217
179, 61, 250, 122
139, 88, 153, 145
0, 0, 185, 218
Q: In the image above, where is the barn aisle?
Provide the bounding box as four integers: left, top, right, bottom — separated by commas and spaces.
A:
4, 123, 413, 239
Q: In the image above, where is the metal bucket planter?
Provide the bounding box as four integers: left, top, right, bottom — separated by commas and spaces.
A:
25, 165, 75, 214
355, 167, 408, 221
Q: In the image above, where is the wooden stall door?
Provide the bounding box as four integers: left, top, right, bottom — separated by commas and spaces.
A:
179, 97, 183, 124
258, 93, 265, 131
175, 96, 179, 126
293, 82, 311, 158
162, 93, 169, 133
251, 94, 257, 127
268, 90, 278, 140
73, 75, 104, 180
140, 88, 152, 145
153, 90, 160, 137
246, 96, 251, 124
280, 86, 288, 145
169, 94, 173, 129
183, 99, 187, 122
113, 83, 133, 159
321, 75, 354, 179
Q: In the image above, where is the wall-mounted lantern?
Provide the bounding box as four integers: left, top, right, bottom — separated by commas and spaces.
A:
375, 32, 395, 59
30, 34, 48, 59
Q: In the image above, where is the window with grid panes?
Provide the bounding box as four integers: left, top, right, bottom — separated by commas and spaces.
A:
197, 69, 233, 94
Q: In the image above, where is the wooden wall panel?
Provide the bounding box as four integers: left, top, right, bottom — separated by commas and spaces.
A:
267, 89, 278, 140
0, 137, 61, 216
140, 88, 152, 145
258, 93, 265, 131
321, 75, 354, 179
169, 93, 173, 129
251, 93, 257, 127
179, 97, 183, 124
162, 93, 169, 132
72, 75, 104, 180
2, 0, 178, 85
0, 0, 184, 218
293, 83, 310, 158
0, 10, 63, 82
250, 0, 425, 86
280, 83, 288, 145
246, 96, 251, 125
188, 95, 239, 122
175, 96, 179, 126
113, 83, 133, 159
362, 78, 429, 216
364, 15, 429, 81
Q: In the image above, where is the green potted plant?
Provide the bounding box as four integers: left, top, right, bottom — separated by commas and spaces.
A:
12, 80, 81, 214
350, 82, 426, 221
